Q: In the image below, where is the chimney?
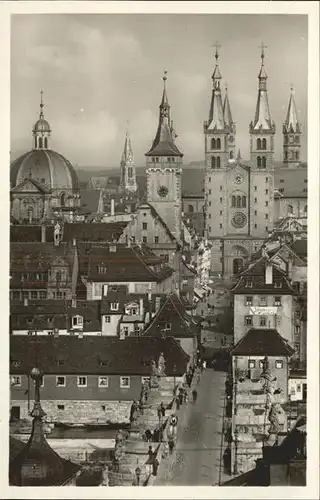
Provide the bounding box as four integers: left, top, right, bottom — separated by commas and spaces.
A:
103, 284, 108, 296
265, 264, 273, 284
110, 198, 115, 216
23, 297, 28, 307
41, 225, 46, 243
139, 297, 144, 316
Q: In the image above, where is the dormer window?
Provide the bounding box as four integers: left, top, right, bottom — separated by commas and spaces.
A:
72, 315, 83, 327
274, 281, 282, 289
97, 263, 107, 274
245, 279, 253, 288
110, 302, 119, 311
12, 361, 20, 367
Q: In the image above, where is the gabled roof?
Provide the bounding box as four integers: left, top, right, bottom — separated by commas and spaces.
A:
62, 222, 128, 243
78, 189, 103, 215
10, 242, 75, 273
142, 292, 200, 338
86, 243, 174, 283
10, 336, 189, 376
231, 328, 294, 357
10, 177, 51, 194
231, 256, 295, 295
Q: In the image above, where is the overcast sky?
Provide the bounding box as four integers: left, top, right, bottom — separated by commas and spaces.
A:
11, 14, 308, 167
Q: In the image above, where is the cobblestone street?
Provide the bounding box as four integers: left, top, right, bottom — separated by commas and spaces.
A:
155, 369, 227, 486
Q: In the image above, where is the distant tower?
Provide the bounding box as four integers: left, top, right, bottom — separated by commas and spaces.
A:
283, 86, 301, 167
120, 124, 137, 192
32, 90, 51, 150
145, 70, 183, 239
249, 43, 275, 170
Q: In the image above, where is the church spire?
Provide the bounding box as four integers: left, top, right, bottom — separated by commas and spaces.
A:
283, 86, 301, 167
208, 43, 225, 130
120, 122, 137, 192
283, 86, 300, 133
146, 71, 183, 157
223, 84, 234, 130
251, 43, 274, 131
33, 90, 51, 150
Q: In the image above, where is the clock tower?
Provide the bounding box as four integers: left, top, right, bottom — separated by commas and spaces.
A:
145, 71, 183, 240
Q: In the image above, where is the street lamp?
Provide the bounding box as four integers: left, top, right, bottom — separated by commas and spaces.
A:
135, 463, 141, 486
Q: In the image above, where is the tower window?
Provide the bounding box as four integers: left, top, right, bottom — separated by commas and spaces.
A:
254, 186, 257, 191
230, 151, 234, 159
257, 138, 261, 150
219, 223, 222, 228
254, 224, 257, 228
295, 151, 299, 160
220, 186, 223, 191
220, 197, 223, 203
262, 157, 266, 168
257, 157, 261, 168
44, 137, 48, 148
254, 198, 257, 203
208, 177, 211, 182
216, 138, 221, 149
211, 138, 216, 149
242, 196, 246, 208
265, 189, 269, 195
220, 210, 223, 216
216, 156, 221, 168
232, 196, 236, 208
60, 193, 65, 206
265, 201, 268, 207
142, 222, 147, 230
254, 210, 257, 216
211, 157, 216, 169
38, 137, 43, 149
265, 214, 268, 220
128, 167, 133, 178
262, 138, 267, 150
265, 177, 268, 182
236, 196, 241, 207
209, 189, 212, 194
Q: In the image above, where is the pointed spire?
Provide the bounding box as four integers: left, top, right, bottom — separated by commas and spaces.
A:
223, 84, 233, 128
284, 85, 300, 133
146, 71, 183, 157
251, 43, 273, 131
39, 90, 44, 119
208, 42, 225, 130
121, 121, 134, 164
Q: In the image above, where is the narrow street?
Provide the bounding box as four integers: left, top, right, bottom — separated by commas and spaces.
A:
156, 369, 226, 486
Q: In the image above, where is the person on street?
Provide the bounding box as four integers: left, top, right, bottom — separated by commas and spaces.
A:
168, 439, 175, 455
148, 445, 154, 459
192, 389, 198, 404
175, 395, 180, 410
145, 428, 152, 442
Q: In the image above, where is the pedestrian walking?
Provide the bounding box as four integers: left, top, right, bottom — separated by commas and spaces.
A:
160, 402, 166, 417
168, 439, 175, 455
196, 372, 201, 384
152, 457, 159, 476
192, 389, 198, 404
148, 445, 154, 459
175, 395, 180, 410
145, 428, 152, 442
202, 360, 207, 370
183, 388, 188, 404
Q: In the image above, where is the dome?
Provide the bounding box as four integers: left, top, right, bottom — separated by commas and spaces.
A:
10, 149, 79, 190
33, 118, 51, 134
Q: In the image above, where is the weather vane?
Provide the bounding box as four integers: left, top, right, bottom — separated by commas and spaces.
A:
213, 41, 221, 61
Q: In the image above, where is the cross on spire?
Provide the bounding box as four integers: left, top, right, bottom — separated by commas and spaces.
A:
39, 90, 44, 118
259, 42, 267, 63
213, 41, 221, 61
163, 69, 168, 82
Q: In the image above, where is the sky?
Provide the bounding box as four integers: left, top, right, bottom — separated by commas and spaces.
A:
11, 14, 308, 168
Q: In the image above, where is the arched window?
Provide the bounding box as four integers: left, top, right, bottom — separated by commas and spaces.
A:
216, 156, 221, 168
304, 205, 307, 215
262, 138, 267, 150
128, 167, 133, 178
257, 156, 261, 168
230, 151, 234, 159
287, 204, 293, 215
242, 196, 246, 208
295, 136, 300, 144
44, 137, 48, 149
38, 137, 43, 149
211, 156, 216, 168
34, 137, 37, 149
236, 196, 241, 208
262, 156, 266, 168
257, 138, 261, 150
295, 151, 299, 160
211, 138, 216, 149
232, 196, 236, 208
216, 138, 221, 150
188, 204, 194, 213
60, 193, 65, 206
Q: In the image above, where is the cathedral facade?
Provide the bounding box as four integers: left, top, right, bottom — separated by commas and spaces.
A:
204, 47, 305, 278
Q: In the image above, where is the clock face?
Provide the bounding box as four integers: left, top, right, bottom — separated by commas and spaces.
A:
157, 185, 169, 198
234, 174, 244, 185
231, 212, 247, 228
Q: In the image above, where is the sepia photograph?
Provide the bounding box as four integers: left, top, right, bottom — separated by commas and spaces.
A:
3, 2, 319, 496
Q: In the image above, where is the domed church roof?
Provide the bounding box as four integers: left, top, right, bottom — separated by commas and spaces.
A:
11, 149, 79, 190
10, 91, 78, 191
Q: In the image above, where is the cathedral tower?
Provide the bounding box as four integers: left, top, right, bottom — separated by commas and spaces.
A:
120, 125, 137, 192
204, 45, 235, 169
145, 71, 183, 240
33, 91, 51, 150
282, 86, 301, 167
249, 44, 275, 169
